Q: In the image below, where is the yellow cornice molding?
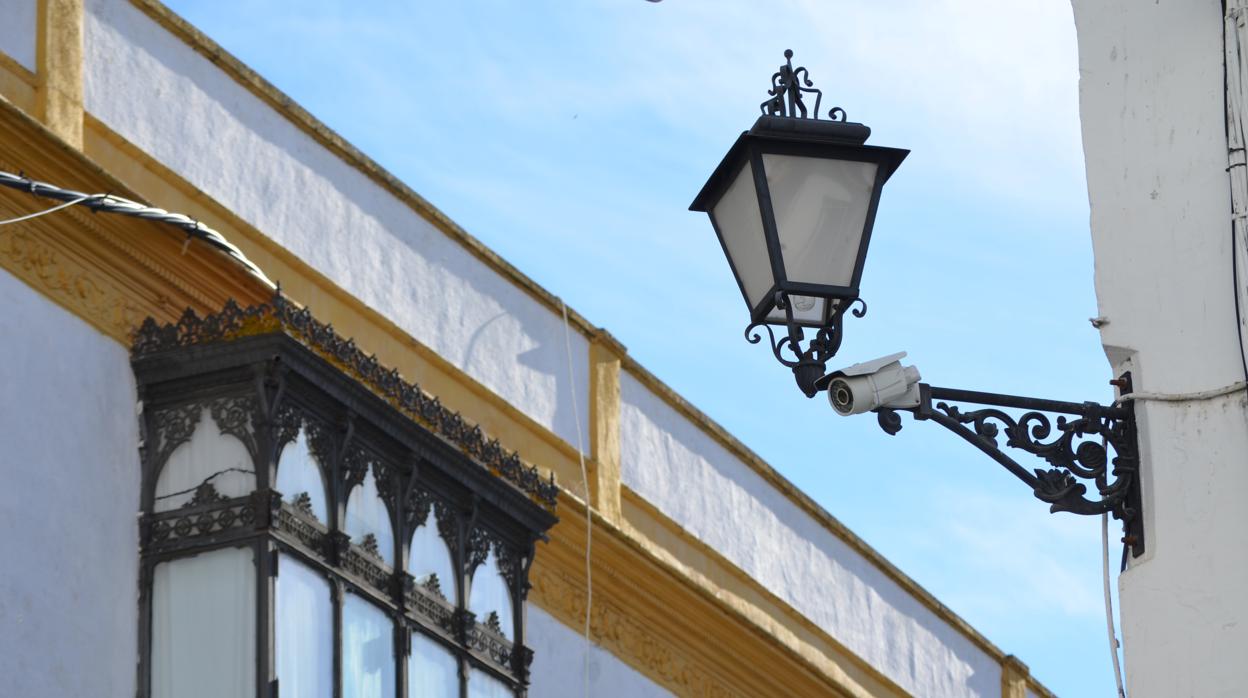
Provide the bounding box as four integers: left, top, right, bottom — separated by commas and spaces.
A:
533, 498, 873, 698
0, 96, 267, 342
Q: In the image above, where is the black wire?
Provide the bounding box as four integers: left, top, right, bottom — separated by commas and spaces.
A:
1234, 225, 1248, 389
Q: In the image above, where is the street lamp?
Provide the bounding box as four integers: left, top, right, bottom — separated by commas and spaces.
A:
691, 50, 1145, 559
690, 50, 908, 397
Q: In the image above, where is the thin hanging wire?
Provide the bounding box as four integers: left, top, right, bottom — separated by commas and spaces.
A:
560, 299, 592, 698
0, 194, 98, 225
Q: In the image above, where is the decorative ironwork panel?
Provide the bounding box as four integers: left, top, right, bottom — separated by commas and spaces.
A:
469, 617, 513, 669
406, 582, 457, 634
133, 293, 559, 508
275, 501, 329, 558
146, 496, 255, 549
148, 403, 203, 469
342, 545, 392, 594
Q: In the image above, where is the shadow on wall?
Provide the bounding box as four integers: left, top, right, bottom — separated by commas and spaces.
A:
463, 308, 588, 456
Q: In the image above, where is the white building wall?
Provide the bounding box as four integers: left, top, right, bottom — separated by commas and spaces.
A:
0, 0, 37, 72
619, 373, 1001, 698
527, 607, 672, 698
81, 0, 590, 450
1071, 1, 1248, 696
0, 267, 140, 697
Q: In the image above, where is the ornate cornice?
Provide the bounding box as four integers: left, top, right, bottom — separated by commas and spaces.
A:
132, 294, 559, 510
0, 218, 146, 339
530, 564, 747, 698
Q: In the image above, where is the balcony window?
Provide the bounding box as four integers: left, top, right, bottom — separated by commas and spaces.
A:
133, 296, 558, 698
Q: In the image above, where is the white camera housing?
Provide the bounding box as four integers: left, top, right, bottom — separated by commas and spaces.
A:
821, 352, 922, 416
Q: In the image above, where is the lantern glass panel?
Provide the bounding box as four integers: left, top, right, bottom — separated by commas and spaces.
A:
762, 154, 878, 290
765, 296, 833, 325
710, 161, 774, 309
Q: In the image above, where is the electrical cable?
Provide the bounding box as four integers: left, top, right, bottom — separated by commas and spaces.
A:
560, 299, 592, 698
0, 170, 276, 290
1102, 509, 1128, 698
1228, 0, 1248, 399
1116, 380, 1247, 404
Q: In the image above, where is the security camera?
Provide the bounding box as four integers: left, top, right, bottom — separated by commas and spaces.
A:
818, 352, 922, 416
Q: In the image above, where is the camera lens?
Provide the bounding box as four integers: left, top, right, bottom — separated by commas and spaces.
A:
832, 381, 853, 414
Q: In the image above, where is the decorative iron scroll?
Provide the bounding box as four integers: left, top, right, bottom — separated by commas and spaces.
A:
132, 293, 559, 509
469, 616, 513, 669
876, 379, 1144, 557
745, 296, 866, 397
146, 495, 255, 548
760, 49, 845, 122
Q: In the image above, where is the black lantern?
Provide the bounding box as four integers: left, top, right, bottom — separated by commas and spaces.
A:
690, 50, 907, 396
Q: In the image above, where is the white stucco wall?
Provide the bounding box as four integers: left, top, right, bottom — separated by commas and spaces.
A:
527, 607, 671, 698
619, 373, 1001, 698
0, 268, 140, 697
1072, 1, 1248, 696
0, 0, 37, 71
81, 0, 590, 450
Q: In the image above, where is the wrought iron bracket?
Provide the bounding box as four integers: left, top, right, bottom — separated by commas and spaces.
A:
745, 294, 867, 398
875, 374, 1144, 559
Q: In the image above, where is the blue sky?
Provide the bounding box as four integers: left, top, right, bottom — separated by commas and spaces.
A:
165, 1, 1118, 694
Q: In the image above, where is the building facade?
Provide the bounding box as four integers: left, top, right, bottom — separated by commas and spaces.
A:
1072, 1, 1248, 695
0, 1, 1052, 696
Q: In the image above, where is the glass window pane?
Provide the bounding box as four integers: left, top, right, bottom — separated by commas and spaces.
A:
468, 668, 513, 698
409, 510, 455, 601
151, 547, 255, 698
155, 407, 254, 512
468, 551, 513, 639
765, 296, 836, 326
342, 594, 395, 698
711, 161, 773, 309
344, 468, 395, 564
277, 554, 332, 698
276, 427, 329, 521
763, 153, 878, 290
408, 632, 458, 698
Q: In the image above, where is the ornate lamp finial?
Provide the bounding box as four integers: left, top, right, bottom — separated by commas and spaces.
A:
760, 49, 845, 122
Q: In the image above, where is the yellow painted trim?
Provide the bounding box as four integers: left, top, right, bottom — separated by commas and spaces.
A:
589, 338, 623, 524
0, 50, 38, 116
35, 0, 83, 148
1001, 655, 1030, 698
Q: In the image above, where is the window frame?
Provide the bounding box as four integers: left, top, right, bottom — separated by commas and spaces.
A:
133, 301, 558, 698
